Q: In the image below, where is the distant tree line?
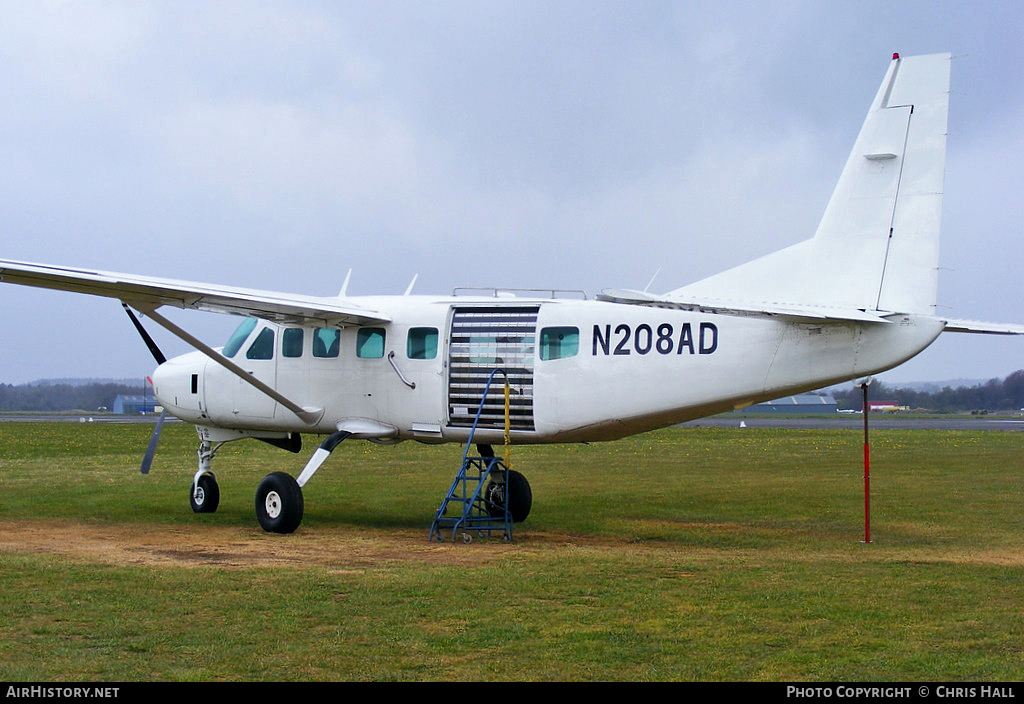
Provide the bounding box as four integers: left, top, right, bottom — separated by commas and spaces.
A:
2, 371, 1023, 414
831, 370, 1024, 413
0, 382, 146, 412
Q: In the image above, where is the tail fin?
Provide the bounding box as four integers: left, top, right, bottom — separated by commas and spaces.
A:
665, 53, 951, 316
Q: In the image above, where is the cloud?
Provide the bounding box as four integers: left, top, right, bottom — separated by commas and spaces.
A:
0, 1, 1021, 384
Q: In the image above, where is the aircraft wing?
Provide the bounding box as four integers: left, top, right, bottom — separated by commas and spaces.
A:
596, 289, 894, 324
0, 258, 390, 327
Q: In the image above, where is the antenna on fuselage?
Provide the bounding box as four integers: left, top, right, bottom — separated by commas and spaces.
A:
643, 267, 661, 293
338, 268, 352, 297
404, 274, 418, 296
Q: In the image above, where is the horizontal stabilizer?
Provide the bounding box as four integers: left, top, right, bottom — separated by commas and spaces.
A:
597, 289, 893, 324
942, 319, 1024, 335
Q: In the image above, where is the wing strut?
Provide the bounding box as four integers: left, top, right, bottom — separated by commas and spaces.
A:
131, 303, 324, 425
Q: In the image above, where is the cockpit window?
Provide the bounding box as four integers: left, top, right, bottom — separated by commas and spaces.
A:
222, 318, 258, 358
539, 326, 579, 360
282, 328, 304, 358
246, 328, 275, 360
356, 328, 386, 358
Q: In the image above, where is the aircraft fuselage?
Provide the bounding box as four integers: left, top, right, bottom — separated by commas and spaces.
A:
152, 295, 944, 445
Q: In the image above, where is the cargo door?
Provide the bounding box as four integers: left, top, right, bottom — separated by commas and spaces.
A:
447, 305, 538, 431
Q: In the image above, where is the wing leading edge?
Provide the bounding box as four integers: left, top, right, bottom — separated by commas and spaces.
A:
0, 258, 390, 327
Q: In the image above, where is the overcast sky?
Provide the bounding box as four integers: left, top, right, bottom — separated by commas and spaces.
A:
0, 0, 1021, 386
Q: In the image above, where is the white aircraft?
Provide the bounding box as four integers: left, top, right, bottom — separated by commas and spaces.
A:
1, 53, 1020, 534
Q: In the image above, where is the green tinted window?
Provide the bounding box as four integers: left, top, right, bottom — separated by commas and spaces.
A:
539, 327, 579, 360
282, 328, 304, 358
222, 318, 257, 358
312, 328, 340, 358
356, 328, 386, 358
246, 327, 275, 360
407, 327, 438, 360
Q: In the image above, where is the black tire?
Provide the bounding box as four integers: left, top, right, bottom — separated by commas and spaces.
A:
255, 472, 304, 534
189, 473, 220, 514
485, 469, 532, 523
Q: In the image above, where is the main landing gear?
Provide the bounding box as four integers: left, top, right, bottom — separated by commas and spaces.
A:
479, 443, 533, 524
254, 472, 304, 534
484, 468, 533, 524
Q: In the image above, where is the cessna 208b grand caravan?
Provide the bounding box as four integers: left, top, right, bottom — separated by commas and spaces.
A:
1, 53, 1021, 534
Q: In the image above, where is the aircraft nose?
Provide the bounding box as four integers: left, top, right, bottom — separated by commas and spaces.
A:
151, 351, 207, 423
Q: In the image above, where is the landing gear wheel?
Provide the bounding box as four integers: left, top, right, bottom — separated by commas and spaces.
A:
255, 472, 304, 534
485, 469, 532, 523
189, 473, 220, 514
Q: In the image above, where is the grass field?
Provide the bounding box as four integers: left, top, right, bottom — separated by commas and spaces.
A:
0, 421, 1022, 681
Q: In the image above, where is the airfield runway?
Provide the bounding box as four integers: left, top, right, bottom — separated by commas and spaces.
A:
0, 413, 179, 424
681, 415, 1024, 431
1, 413, 1022, 431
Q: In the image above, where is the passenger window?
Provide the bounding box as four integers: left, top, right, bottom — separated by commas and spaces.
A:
222, 318, 257, 358
356, 328, 386, 358
246, 328, 275, 360
407, 327, 438, 360
282, 328, 304, 358
312, 328, 340, 358
539, 327, 579, 360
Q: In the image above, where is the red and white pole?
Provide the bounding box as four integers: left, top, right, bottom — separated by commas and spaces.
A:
862, 381, 871, 544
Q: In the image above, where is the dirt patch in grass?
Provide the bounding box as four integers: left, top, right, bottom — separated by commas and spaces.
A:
0, 515, 660, 572
4, 518, 1023, 572
0, 519, 533, 570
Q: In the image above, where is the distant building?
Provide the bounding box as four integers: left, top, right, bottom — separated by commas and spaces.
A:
113, 394, 157, 414
738, 393, 839, 414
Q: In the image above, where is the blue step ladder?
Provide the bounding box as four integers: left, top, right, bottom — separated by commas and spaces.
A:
430, 369, 514, 543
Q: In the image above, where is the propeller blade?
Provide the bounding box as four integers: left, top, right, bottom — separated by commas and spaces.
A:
140, 409, 166, 475
122, 303, 170, 474
122, 303, 167, 364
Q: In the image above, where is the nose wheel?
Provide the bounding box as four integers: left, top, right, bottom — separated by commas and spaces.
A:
189, 473, 220, 513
